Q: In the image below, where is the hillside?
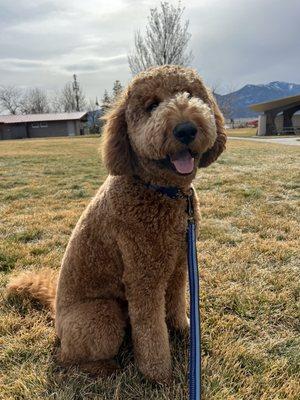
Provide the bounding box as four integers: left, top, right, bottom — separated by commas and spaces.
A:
216, 81, 300, 118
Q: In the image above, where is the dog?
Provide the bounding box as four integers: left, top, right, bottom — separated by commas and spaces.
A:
7, 65, 226, 384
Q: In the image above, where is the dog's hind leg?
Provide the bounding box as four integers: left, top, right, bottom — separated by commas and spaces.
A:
56, 299, 126, 376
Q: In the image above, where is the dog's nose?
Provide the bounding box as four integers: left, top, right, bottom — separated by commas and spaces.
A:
173, 121, 197, 145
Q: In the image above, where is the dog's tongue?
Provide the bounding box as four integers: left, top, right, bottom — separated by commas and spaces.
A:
170, 150, 194, 174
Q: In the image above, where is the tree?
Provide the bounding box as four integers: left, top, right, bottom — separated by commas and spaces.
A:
20, 88, 50, 114
112, 80, 123, 100
128, 1, 193, 75
219, 92, 236, 121
212, 83, 237, 123
87, 98, 101, 133
54, 82, 86, 113
50, 90, 64, 113
0, 85, 22, 114
101, 89, 112, 114
100, 80, 123, 119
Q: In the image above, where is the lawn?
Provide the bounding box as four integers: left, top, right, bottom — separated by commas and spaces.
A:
226, 128, 257, 137
226, 128, 300, 140
0, 136, 299, 400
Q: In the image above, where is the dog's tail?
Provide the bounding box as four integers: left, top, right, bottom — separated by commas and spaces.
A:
7, 269, 58, 315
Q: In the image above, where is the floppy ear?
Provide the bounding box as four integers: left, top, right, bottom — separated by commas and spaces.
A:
199, 94, 227, 168
101, 96, 136, 175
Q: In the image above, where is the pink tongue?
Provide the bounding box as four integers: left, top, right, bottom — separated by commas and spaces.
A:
170, 150, 194, 174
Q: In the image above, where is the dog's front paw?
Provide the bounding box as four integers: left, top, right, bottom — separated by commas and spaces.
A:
140, 364, 172, 385
168, 315, 190, 334
137, 354, 172, 384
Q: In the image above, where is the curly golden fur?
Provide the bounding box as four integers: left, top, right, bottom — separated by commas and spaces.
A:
7, 65, 226, 383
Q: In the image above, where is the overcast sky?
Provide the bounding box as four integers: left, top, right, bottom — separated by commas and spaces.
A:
0, 0, 299, 100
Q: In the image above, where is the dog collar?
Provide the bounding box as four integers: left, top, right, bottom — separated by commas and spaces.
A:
133, 175, 192, 200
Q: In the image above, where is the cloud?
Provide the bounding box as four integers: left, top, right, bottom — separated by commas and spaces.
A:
63, 55, 128, 73
0, 0, 299, 100
187, 0, 300, 89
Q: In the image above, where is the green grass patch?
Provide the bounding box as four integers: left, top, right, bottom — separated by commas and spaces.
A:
0, 251, 18, 272
9, 229, 43, 243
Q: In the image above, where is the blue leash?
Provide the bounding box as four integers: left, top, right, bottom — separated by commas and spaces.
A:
187, 193, 201, 400
132, 176, 202, 398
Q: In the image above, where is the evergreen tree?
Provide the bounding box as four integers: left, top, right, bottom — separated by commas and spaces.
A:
101, 89, 112, 114
112, 80, 123, 100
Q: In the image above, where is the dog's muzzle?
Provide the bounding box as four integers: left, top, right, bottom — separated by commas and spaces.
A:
173, 121, 197, 145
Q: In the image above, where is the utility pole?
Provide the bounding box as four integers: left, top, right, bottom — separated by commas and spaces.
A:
72, 74, 80, 111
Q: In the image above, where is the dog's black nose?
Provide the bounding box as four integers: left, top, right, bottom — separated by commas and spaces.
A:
173, 121, 197, 145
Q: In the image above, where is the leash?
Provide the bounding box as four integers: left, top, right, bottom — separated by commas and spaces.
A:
133, 176, 202, 399
186, 192, 201, 400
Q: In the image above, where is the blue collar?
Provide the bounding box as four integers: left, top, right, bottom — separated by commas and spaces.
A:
133, 175, 192, 200
145, 182, 185, 199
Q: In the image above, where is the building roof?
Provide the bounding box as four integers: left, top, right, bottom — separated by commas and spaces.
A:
0, 111, 87, 124
250, 94, 300, 112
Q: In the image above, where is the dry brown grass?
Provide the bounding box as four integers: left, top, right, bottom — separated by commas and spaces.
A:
0, 136, 299, 400
226, 128, 257, 137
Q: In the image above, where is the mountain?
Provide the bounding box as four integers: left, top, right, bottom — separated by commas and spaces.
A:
215, 81, 300, 119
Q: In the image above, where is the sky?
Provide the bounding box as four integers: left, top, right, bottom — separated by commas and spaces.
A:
0, 0, 299, 101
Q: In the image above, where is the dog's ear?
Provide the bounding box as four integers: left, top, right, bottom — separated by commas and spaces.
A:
199, 94, 227, 168
101, 95, 135, 175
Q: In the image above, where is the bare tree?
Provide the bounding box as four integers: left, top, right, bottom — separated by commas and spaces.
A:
218, 84, 237, 123
219, 93, 236, 121
1, 81, 87, 115
209, 82, 237, 124
0, 85, 23, 114
20, 88, 50, 114
55, 83, 86, 112
210, 80, 222, 97
50, 90, 64, 113
128, 1, 193, 75
61, 83, 76, 112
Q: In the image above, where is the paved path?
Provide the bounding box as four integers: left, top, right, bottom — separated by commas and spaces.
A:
229, 136, 300, 146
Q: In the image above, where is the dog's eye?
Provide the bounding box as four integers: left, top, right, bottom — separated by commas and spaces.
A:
146, 101, 160, 113
187, 92, 193, 99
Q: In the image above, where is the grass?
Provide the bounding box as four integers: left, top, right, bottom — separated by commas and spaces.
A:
227, 128, 300, 139
0, 136, 299, 400
226, 128, 257, 137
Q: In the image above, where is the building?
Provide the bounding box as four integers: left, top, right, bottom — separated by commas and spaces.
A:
0, 111, 88, 140
250, 94, 300, 136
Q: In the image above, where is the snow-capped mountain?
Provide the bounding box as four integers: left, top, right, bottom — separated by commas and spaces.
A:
215, 81, 300, 118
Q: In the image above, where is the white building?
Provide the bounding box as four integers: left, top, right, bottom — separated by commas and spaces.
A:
250, 94, 300, 136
